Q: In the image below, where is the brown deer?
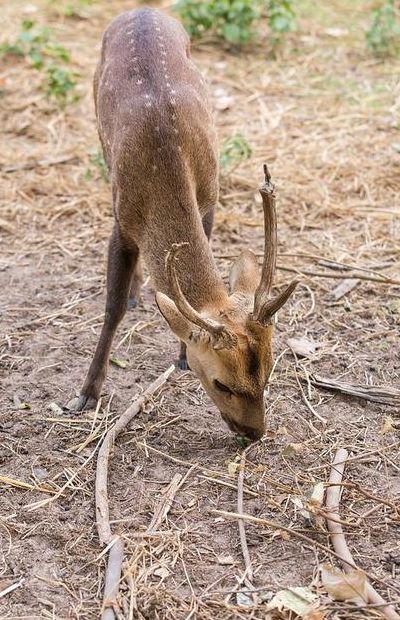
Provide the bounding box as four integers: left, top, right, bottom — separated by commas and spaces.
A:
71, 8, 297, 440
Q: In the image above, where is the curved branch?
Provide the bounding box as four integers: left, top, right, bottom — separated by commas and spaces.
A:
326, 448, 400, 620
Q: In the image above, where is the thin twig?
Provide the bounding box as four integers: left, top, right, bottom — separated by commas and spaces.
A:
292, 359, 327, 425
0, 578, 25, 599
325, 449, 400, 620
237, 445, 256, 583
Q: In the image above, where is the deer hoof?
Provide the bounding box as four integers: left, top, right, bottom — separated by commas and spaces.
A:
66, 394, 97, 412
127, 296, 138, 310
176, 358, 190, 371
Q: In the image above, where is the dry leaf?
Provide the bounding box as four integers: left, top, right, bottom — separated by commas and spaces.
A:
227, 461, 239, 475
217, 555, 235, 565
110, 356, 128, 368
321, 564, 368, 606
324, 27, 348, 37
277, 425, 289, 435
48, 401, 63, 415
153, 566, 169, 579
267, 586, 318, 617
213, 87, 234, 111
287, 336, 319, 358
282, 443, 305, 457
236, 590, 254, 606
305, 482, 325, 529
307, 482, 324, 507
381, 416, 395, 434
331, 278, 360, 300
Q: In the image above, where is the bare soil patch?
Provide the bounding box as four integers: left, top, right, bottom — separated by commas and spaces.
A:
0, 1, 399, 618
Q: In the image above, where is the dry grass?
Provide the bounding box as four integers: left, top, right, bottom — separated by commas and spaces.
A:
0, 0, 399, 618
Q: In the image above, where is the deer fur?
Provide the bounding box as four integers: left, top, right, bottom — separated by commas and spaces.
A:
71, 8, 297, 441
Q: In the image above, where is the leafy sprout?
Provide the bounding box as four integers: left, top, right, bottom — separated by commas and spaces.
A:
366, 0, 400, 57
220, 133, 252, 171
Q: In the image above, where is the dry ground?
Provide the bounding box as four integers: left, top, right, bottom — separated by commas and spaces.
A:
0, 0, 399, 618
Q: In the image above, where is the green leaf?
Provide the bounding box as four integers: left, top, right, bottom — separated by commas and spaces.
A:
235, 435, 252, 448
110, 356, 128, 369
13, 394, 31, 410
222, 22, 244, 43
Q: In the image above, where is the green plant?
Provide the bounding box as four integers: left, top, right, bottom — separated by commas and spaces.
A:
47, 0, 95, 19
87, 148, 109, 182
267, 0, 295, 43
174, 0, 295, 46
175, 0, 260, 44
220, 133, 252, 170
0, 20, 70, 68
45, 65, 77, 101
0, 20, 77, 103
366, 0, 400, 57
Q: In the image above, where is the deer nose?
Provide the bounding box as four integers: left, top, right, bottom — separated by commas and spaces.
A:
236, 425, 263, 441
221, 414, 263, 441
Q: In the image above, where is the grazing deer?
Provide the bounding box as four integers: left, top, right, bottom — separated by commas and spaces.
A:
71, 7, 297, 440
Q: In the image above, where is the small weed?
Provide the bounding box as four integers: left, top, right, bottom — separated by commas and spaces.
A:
366, 0, 400, 57
0, 20, 70, 68
47, 0, 95, 19
45, 65, 77, 102
174, 0, 295, 47
220, 133, 252, 170
0, 20, 77, 104
267, 0, 295, 46
87, 148, 109, 182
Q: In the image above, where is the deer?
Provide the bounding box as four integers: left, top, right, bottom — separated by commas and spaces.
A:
70, 7, 298, 441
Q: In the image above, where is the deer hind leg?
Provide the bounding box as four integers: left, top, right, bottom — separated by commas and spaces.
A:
177, 207, 215, 371
127, 257, 144, 309
71, 226, 138, 411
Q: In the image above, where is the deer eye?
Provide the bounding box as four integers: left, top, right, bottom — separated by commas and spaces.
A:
214, 379, 233, 395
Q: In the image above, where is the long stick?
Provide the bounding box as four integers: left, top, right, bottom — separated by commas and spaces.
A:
326, 449, 400, 620
96, 365, 175, 620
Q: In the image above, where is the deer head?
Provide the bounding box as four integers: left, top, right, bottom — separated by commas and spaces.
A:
156, 166, 298, 441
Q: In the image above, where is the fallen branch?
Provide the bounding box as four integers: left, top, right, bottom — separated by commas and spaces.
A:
310, 374, 400, 406
96, 365, 175, 620
325, 449, 400, 620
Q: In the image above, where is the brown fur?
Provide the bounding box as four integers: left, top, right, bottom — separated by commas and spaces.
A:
73, 8, 295, 440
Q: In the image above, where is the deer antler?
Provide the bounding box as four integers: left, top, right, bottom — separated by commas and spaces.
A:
165, 243, 237, 349
253, 165, 298, 324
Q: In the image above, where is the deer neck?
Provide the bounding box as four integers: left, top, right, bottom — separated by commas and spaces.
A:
141, 207, 227, 313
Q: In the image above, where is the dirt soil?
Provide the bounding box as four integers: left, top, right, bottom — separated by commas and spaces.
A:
0, 1, 399, 619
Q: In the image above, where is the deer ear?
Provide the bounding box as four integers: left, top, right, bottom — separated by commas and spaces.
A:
156, 292, 193, 342
229, 250, 260, 295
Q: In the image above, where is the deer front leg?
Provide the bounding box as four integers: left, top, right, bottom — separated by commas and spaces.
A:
177, 207, 215, 370
71, 226, 138, 411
